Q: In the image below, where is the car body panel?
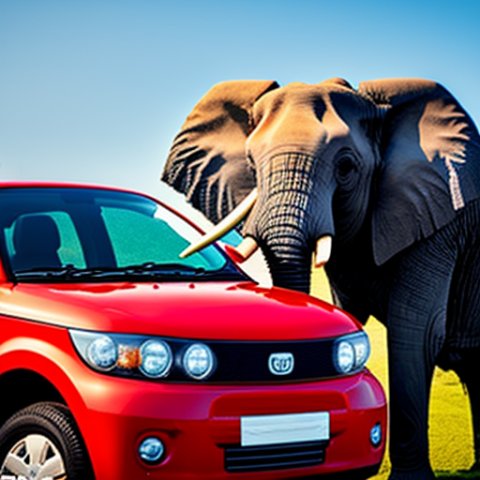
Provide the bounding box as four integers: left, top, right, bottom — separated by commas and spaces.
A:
0, 281, 359, 340
0, 182, 386, 479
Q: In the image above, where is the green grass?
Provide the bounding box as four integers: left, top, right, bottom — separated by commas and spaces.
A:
311, 268, 475, 479
437, 473, 480, 479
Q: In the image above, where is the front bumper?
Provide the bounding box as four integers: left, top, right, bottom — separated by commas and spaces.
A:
74, 370, 386, 479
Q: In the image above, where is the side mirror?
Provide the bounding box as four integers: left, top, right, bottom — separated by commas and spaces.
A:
224, 244, 248, 264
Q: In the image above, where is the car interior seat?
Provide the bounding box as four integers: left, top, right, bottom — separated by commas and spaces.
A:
11, 214, 62, 271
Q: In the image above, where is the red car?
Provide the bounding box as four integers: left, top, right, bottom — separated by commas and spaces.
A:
0, 182, 386, 480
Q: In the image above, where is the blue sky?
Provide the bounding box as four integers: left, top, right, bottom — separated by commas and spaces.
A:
1, 0, 479, 211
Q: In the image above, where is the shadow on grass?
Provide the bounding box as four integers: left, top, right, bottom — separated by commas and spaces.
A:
436, 471, 480, 479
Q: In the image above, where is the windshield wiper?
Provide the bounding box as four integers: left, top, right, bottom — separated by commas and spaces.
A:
14, 265, 117, 281
115, 262, 243, 281
116, 262, 208, 278
14, 263, 210, 281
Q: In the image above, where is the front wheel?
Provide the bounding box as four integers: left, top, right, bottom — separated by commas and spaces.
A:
0, 402, 93, 480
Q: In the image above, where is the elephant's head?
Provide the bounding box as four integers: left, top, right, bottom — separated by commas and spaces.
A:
163, 78, 479, 293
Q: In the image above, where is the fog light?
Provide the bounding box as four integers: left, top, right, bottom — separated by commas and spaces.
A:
139, 437, 165, 464
370, 423, 382, 447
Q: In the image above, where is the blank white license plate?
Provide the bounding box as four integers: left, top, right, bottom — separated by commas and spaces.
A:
240, 412, 330, 447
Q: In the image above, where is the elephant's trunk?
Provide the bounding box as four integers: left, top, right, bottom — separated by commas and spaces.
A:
251, 202, 312, 292
251, 204, 313, 293
265, 246, 312, 293
243, 152, 334, 293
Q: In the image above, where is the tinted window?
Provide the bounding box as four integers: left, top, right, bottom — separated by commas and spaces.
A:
0, 187, 238, 281
5, 211, 86, 268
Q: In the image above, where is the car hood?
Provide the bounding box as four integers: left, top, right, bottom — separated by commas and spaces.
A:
0, 281, 360, 341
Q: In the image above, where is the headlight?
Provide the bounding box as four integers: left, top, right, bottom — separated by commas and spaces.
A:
86, 335, 118, 371
333, 332, 370, 374
336, 340, 355, 373
69, 330, 216, 381
139, 340, 172, 378
183, 343, 215, 380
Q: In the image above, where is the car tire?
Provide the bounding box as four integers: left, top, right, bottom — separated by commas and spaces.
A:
0, 402, 93, 480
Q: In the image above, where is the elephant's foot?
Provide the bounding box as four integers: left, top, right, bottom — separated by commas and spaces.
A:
388, 465, 435, 480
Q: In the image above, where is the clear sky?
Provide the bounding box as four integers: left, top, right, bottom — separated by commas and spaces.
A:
1, 0, 479, 213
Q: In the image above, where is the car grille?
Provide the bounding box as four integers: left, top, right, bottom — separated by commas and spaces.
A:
206, 338, 338, 382
224, 440, 328, 473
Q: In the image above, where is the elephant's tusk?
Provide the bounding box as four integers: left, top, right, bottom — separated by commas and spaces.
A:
314, 235, 332, 268
179, 189, 258, 258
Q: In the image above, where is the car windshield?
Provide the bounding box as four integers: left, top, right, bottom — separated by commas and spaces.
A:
0, 187, 245, 283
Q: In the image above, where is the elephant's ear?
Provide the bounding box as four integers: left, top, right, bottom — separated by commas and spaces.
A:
359, 78, 480, 265
162, 80, 279, 223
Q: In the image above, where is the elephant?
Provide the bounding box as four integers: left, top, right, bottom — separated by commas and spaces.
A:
161, 78, 480, 479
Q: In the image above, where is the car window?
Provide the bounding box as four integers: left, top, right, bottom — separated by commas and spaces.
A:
4, 211, 86, 269
0, 187, 241, 282
101, 206, 222, 270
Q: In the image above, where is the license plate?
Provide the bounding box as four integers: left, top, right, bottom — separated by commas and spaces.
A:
240, 412, 330, 447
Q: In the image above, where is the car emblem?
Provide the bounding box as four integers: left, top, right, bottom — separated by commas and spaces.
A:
268, 352, 294, 376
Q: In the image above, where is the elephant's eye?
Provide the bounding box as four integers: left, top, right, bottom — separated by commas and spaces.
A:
335, 156, 358, 186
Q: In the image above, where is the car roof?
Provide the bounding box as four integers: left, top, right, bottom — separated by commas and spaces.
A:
0, 181, 205, 236
0, 181, 137, 194
0, 181, 170, 209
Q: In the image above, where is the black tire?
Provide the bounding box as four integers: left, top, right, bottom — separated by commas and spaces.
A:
0, 402, 93, 480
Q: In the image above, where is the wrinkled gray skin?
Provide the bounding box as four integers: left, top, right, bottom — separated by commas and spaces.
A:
163, 78, 480, 479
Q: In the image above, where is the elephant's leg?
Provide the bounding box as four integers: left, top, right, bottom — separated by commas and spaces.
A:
449, 348, 480, 471
445, 229, 480, 471
388, 313, 445, 479
386, 243, 455, 480
465, 370, 480, 471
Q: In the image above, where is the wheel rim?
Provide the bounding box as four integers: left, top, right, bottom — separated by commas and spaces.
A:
0, 434, 67, 480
